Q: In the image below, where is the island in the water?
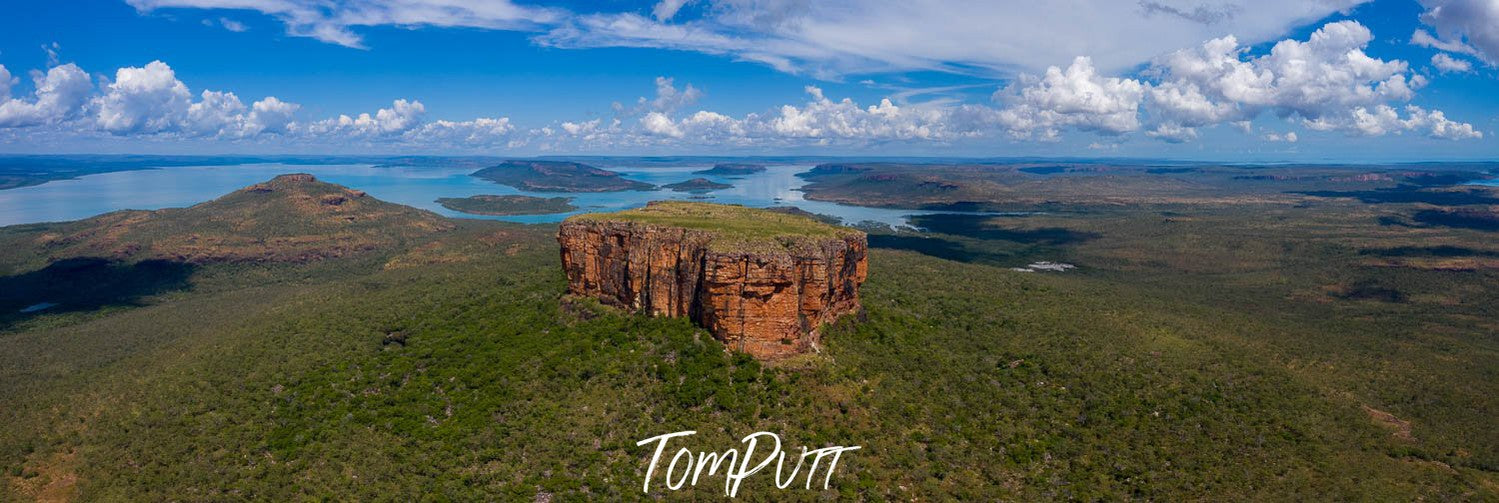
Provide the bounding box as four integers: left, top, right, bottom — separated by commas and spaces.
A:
662, 177, 733, 193
558, 201, 867, 359
693, 163, 766, 177
471, 160, 653, 192
436, 195, 577, 216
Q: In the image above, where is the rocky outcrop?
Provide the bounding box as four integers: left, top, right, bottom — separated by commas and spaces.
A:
557, 207, 867, 360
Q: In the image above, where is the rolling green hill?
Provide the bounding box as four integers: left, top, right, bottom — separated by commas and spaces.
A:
0, 173, 453, 272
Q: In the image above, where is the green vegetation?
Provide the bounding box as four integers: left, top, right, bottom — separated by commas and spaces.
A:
472, 160, 654, 192
862, 199, 1499, 488
662, 177, 733, 193
2, 167, 1497, 500
798, 161, 1497, 210
569, 201, 860, 251
436, 194, 577, 216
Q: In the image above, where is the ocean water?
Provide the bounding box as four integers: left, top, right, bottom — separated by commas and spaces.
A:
0, 163, 957, 228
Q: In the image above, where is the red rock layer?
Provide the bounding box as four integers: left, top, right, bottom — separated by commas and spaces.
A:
557, 220, 867, 359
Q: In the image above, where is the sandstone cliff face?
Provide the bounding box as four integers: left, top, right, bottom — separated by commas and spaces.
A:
558, 219, 867, 359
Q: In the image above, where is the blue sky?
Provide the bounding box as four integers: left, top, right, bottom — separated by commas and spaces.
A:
0, 0, 1496, 161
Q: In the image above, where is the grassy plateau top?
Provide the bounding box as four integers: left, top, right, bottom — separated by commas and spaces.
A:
567, 201, 860, 251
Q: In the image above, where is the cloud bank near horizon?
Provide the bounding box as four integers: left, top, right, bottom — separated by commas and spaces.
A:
1, 1, 1492, 154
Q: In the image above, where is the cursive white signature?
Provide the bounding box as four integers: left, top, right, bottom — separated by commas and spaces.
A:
636, 430, 861, 498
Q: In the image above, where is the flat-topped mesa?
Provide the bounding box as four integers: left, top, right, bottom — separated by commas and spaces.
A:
557, 201, 868, 359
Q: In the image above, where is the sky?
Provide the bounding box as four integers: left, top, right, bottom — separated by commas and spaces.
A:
0, 0, 1496, 161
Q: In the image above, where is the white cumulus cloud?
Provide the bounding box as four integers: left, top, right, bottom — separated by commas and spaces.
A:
1143, 21, 1451, 140
584, 21, 1483, 148
1415, 0, 1499, 66
640, 111, 684, 137
993, 57, 1146, 139
95, 60, 193, 134
1431, 53, 1475, 73
0, 63, 92, 128
1147, 123, 1200, 143
185, 89, 247, 136
1264, 131, 1299, 142
248, 96, 298, 134
91, 60, 299, 138
407, 117, 516, 144
1402, 105, 1483, 140
0, 65, 12, 101
305, 99, 427, 136
1316, 104, 1482, 140
641, 76, 701, 114
3, 14, 1488, 155
590, 83, 962, 148
0, 58, 532, 148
